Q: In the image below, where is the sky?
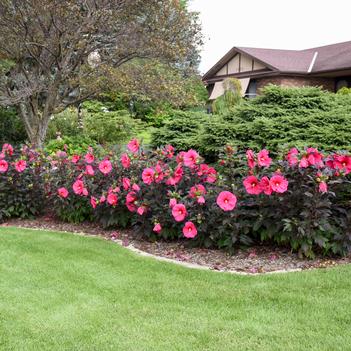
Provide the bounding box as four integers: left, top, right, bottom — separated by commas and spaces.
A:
189, 0, 351, 74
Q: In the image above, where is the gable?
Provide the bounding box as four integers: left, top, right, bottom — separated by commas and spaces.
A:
215, 53, 267, 76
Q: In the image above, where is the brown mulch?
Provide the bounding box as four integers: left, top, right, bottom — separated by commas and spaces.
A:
1, 217, 350, 274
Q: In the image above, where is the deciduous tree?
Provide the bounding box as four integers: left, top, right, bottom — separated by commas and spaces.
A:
0, 0, 202, 147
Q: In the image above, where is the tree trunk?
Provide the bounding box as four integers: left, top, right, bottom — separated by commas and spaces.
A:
18, 102, 50, 149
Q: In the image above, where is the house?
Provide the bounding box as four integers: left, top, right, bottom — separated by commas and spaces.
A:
202, 40, 351, 100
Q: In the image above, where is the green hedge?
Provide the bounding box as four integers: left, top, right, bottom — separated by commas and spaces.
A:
152, 86, 351, 160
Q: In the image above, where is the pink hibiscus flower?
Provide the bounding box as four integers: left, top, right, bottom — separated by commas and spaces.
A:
127, 139, 140, 153
189, 184, 207, 198
257, 149, 272, 167
72, 179, 88, 196
154, 164, 164, 183
243, 176, 262, 195
260, 176, 273, 195
183, 149, 199, 168
142, 167, 155, 185
84, 153, 94, 164
107, 193, 118, 206
99, 159, 112, 175
286, 148, 299, 166
172, 203, 187, 222
153, 223, 162, 234
246, 149, 256, 169
176, 151, 186, 164
197, 196, 205, 204
71, 155, 80, 163
270, 174, 289, 193
2, 143, 13, 156
121, 153, 131, 169
122, 177, 131, 190
90, 196, 97, 209
85, 165, 94, 176
182, 221, 198, 239
0, 159, 8, 173
319, 182, 328, 193
137, 205, 147, 216
169, 198, 177, 208
57, 187, 69, 198
15, 160, 27, 172
132, 183, 140, 192
216, 191, 237, 211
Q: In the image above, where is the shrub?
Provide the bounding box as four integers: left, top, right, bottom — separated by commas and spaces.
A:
2, 141, 351, 257
45, 136, 98, 156
84, 109, 136, 145
0, 145, 44, 222
201, 86, 351, 158
151, 110, 209, 151
46, 108, 80, 140
0, 107, 27, 145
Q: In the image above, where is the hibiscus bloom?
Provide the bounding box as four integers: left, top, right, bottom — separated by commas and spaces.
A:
183, 149, 199, 168
286, 148, 299, 166
260, 176, 273, 195
216, 191, 237, 211
257, 149, 272, 167
172, 203, 187, 222
166, 166, 183, 185
334, 154, 351, 174
182, 221, 198, 239
243, 176, 262, 195
71, 155, 80, 163
246, 149, 256, 169
154, 164, 164, 183
107, 193, 118, 206
99, 159, 112, 175
164, 145, 175, 159
15, 160, 27, 172
137, 205, 147, 216
132, 183, 140, 192
205, 167, 217, 183
85, 165, 94, 176
127, 139, 140, 153
169, 198, 177, 208
153, 223, 162, 234
90, 196, 97, 209
176, 151, 186, 164
57, 187, 69, 198
122, 177, 131, 190
270, 174, 289, 193
126, 191, 138, 212
189, 184, 207, 198
0, 159, 8, 173
319, 182, 328, 193
142, 167, 155, 185
72, 179, 88, 196
2, 143, 14, 156
84, 153, 94, 164
197, 196, 205, 204
121, 153, 131, 169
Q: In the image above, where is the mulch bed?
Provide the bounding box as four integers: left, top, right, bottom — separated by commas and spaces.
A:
2, 217, 350, 274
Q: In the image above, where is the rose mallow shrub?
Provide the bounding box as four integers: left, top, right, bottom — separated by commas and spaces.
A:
2, 142, 351, 258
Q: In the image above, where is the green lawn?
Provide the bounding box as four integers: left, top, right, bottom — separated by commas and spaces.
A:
0, 227, 351, 351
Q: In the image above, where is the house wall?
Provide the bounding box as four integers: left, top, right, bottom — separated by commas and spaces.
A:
256, 76, 335, 92
215, 53, 268, 76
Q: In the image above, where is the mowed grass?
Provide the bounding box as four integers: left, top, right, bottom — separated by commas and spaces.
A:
0, 227, 351, 351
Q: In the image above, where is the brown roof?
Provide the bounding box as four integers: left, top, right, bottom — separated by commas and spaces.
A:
204, 40, 351, 80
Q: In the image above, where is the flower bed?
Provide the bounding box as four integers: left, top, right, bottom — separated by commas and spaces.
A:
1, 141, 351, 258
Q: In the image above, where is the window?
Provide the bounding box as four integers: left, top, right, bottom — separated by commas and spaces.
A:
245, 79, 257, 98
336, 79, 349, 91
